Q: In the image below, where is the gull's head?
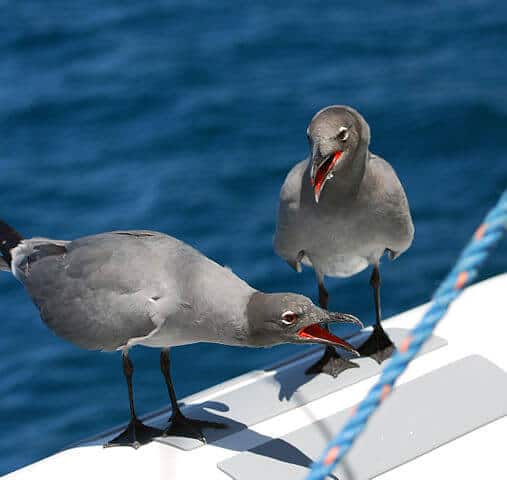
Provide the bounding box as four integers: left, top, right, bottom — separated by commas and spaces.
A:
308, 105, 370, 203
245, 292, 362, 355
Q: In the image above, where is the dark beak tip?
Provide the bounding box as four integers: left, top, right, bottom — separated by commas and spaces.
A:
351, 316, 364, 329
329, 313, 363, 329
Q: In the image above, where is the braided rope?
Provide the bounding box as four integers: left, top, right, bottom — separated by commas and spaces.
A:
307, 189, 507, 480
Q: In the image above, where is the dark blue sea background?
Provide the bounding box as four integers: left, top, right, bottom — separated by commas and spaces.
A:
1, 1, 506, 474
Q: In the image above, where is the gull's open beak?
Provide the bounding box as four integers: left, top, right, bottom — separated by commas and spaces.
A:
297, 312, 363, 356
310, 151, 343, 203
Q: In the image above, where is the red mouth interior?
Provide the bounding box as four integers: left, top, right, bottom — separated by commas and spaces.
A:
298, 324, 357, 354
313, 151, 343, 196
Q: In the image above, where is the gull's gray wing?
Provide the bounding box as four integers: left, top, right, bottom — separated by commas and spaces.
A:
16, 231, 183, 351
274, 158, 308, 268
364, 154, 415, 257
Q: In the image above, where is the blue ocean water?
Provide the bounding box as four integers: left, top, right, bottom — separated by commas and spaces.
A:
1, 1, 506, 474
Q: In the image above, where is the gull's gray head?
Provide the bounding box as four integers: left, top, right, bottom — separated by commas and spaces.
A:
308, 105, 371, 203
245, 292, 362, 355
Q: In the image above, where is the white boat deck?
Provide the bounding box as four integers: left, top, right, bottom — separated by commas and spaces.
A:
6, 274, 507, 480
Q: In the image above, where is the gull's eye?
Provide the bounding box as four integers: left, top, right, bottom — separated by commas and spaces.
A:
337, 126, 349, 141
281, 310, 298, 325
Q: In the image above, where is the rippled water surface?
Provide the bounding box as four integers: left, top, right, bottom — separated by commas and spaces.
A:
1, 1, 506, 474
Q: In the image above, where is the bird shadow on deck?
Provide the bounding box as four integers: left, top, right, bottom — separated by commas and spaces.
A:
79, 399, 319, 473
195, 401, 342, 480
160, 400, 323, 473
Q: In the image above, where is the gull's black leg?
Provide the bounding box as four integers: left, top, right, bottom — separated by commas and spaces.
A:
358, 265, 395, 363
305, 279, 359, 377
105, 350, 163, 449
161, 349, 226, 443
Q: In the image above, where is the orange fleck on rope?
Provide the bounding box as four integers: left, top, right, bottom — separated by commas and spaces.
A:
324, 446, 340, 465
455, 271, 468, 290
380, 384, 391, 402
474, 223, 487, 240
399, 336, 412, 353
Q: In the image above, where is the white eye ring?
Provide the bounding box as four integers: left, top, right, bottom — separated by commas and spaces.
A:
281, 310, 297, 325
337, 126, 349, 141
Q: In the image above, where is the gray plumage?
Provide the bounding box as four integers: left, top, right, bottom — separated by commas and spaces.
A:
6, 229, 361, 353
274, 105, 413, 375
9, 231, 251, 351
274, 105, 414, 280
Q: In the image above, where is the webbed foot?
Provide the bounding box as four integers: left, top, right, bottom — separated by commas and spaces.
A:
305, 346, 359, 377
105, 417, 163, 449
358, 326, 395, 364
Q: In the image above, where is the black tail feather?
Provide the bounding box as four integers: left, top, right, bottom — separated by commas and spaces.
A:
0, 220, 24, 266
